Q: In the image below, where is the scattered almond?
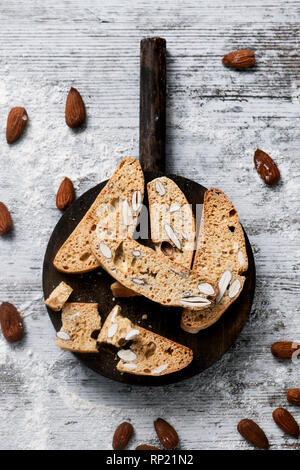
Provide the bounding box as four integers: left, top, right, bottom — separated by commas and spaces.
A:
0, 302, 24, 343
112, 422, 134, 450
287, 388, 300, 406
272, 408, 299, 438
6, 107, 28, 144
135, 444, 159, 450
65, 87, 86, 128
237, 419, 269, 450
0, 202, 12, 235
154, 418, 178, 449
222, 50, 255, 69
254, 149, 280, 186
271, 341, 300, 360
56, 177, 75, 211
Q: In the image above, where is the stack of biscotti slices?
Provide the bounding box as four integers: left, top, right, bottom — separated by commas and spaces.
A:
98, 306, 193, 376
45, 281, 73, 311
51, 158, 248, 377
181, 188, 248, 333
89, 235, 217, 310
56, 303, 101, 353
54, 158, 144, 274
110, 176, 196, 297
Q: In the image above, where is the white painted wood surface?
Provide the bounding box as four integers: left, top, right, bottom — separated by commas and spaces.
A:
0, 0, 299, 450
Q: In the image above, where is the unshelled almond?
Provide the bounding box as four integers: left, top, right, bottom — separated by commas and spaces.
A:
154, 418, 178, 449
65, 87, 86, 128
222, 50, 255, 69
237, 419, 269, 450
0, 202, 12, 235
0, 302, 24, 343
254, 149, 280, 186
56, 177, 75, 211
135, 444, 159, 450
6, 107, 28, 144
272, 408, 299, 438
112, 422, 133, 450
287, 388, 300, 406
271, 341, 300, 360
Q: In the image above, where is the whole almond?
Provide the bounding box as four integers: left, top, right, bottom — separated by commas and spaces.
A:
237, 419, 269, 450
287, 388, 300, 406
135, 445, 159, 450
6, 107, 28, 144
112, 422, 133, 450
271, 341, 300, 360
254, 149, 280, 185
0, 302, 24, 343
222, 50, 255, 69
154, 418, 178, 449
56, 177, 75, 211
272, 408, 299, 438
65, 87, 86, 128
0, 202, 12, 235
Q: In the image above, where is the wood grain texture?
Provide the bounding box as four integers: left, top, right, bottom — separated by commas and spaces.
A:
0, 0, 299, 450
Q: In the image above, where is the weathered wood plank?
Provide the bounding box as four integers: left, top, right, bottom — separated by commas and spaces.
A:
0, 0, 299, 450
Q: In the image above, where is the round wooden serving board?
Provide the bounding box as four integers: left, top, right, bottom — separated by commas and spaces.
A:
43, 170, 256, 386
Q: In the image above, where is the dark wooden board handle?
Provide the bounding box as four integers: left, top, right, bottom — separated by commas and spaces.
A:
139, 37, 166, 172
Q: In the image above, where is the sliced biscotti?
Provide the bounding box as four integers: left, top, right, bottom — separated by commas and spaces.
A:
44, 281, 73, 311
147, 177, 196, 269
193, 188, 248, 281
181, 188, 248, 333
98, 306, 193, 376
53, 158, 144, 274
55, 303, 101, 353
89, 233, 217, 310
181, 272, 245, 332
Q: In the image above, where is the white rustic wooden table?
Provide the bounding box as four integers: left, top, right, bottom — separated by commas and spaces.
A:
0, 0, 299, 451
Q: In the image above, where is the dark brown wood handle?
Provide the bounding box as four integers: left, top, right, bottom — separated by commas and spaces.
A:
139, 37, 166, 172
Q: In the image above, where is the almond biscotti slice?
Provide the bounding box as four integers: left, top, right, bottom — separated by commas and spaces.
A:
44, 281, 73, 311
98, 305, 193, 376
181, 188, 248, 333
89, 232, 217, 310
181, 271, 245, 332
111, 176, 196, 298
53, 158, 144, 274
55, 302, 101, 353
147, 177, 196, 268
193, 188, 248, 280
111, 177, 196, 298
